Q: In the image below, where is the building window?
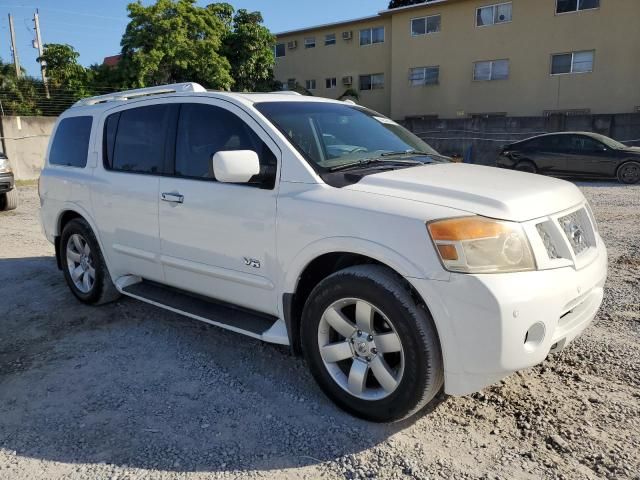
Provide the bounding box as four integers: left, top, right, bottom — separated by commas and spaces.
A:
409, 66, 440, 86
551, 50, 594, 74
326, 77, 337, 89
359, 74, 385, 90
274, 43, 286, 58
304, 37, 316, 49
360, 26, 385, 46
325, 33, 336, 46
305, 80, 317, 90
556, 0, 599, 14
411, 14, 441, 36
477, 2, 512, 26
473, 59, 509, 80
287, 79, 296, 90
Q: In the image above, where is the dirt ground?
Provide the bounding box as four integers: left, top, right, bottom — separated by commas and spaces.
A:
0, 184, 638, 480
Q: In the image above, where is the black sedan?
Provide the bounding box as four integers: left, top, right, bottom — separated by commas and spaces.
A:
497, 132, 640, 184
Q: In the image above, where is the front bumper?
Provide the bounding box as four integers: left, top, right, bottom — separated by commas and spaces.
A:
409, 237, 607, 395
0, 172, 14, 194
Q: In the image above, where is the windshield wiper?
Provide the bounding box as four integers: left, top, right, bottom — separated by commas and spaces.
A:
380, 149, 433, 157
328, 158, 423, 172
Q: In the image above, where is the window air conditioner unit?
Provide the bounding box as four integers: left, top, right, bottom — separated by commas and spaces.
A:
342, 31, 353, 41
342, 76, 353, 85
287, 40, 298, 49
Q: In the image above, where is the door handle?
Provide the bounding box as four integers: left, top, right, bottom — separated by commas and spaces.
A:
161, 192, 184, 204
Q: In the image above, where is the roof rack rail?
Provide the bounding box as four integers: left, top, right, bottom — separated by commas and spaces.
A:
269, 91, 302, 96
73, 82, 206, 107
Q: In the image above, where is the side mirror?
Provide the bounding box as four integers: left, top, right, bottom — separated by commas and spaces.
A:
212, 150, 260, 184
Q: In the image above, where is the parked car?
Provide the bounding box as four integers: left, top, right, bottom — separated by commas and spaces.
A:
39, 83, 607, 422
0, 152, 18, 211
498, 131, 640, 184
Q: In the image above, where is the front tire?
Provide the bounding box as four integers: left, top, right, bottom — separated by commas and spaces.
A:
60, 218, 120, 305
0, 189, 18, 211
617, 161, 640, 185
301, 265, 443, 422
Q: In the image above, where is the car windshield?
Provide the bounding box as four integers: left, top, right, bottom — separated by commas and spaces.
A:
588, 133, 627, 150
254, 101, 443, 170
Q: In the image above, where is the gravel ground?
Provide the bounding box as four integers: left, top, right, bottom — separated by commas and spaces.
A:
0, 184, 638, 480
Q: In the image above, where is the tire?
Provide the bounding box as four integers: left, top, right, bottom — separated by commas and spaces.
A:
0, 189, 18, 211
60, 218, 120, 305
514, 161, 537, 174
617, 161, 640, 185
301, 265, 444, 423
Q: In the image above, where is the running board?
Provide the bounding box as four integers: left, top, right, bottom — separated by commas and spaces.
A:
115, 276, 289, 345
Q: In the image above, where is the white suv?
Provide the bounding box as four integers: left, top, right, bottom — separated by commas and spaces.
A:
39, 83, 607, 422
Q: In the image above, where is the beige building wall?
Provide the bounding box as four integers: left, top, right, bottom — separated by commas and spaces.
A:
275, 17, 392, 115
274, 0, 640, 120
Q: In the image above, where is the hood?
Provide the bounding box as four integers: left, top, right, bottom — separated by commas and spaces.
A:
345, 163, 585, 222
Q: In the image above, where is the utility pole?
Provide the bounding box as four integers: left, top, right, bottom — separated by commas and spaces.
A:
8, 14, 21, 78
33, 9, 50, 98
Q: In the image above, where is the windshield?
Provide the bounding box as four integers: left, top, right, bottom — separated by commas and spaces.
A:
589, 133, 627, 150
254, 102, 442, 170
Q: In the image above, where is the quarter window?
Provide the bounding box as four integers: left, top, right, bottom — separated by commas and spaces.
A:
50, 116, 93, 168
411, 15, 441, 36
360, 74, 385, 91
175, 104, 276, 187
477, 2, 512, 26
551, 50, 594, 74
304, 37, 316, 49
105, 105, 172, 174
360, 26, 385, 46
325, 33, 336, 46
326, 77, 337, 89
305, 79, 317, 90
556, 0, 599, 14
473, 59, 509, 81
409, 66, 440, 86
274, 43, 286, 58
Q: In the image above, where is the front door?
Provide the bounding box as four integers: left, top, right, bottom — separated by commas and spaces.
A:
565, 135, 613, 177
158, 100, 280, 316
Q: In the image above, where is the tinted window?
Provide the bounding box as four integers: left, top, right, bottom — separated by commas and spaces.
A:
49, 116, 93, 168
107, 105, 172, 174
175, 104, 276, 187
571, 136, 605, 152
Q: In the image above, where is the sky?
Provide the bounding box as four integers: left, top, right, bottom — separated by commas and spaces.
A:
0, 0, 390, 77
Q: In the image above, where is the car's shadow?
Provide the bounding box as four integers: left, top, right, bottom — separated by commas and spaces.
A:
0, 256, 442, 473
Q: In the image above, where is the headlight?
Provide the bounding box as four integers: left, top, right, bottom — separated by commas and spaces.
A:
0, 157, 11, 174
427, 216, 536, 274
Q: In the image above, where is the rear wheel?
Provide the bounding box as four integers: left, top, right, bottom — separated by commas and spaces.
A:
0, 189, 18, 211
61, 218, 120, 305
301, 265, 443, 422
514, 161, 537, 174
617, 161, 640, 184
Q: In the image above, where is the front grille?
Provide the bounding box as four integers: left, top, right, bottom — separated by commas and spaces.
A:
558, 208, 596, 256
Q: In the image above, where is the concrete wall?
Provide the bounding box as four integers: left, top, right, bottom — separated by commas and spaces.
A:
1, 116, 56, 180
402, 113, 640, 165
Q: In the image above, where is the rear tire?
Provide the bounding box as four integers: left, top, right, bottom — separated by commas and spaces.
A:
0, 189, 18, 211
514, 161, 537, 174
60, 218, 121, 305
301, 265, 444, 423
617, 161, 640, 185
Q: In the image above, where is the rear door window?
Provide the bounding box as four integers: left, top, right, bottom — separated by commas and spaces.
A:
104, 104, 173, 174
174, 103, 276, 187
49, 116, 93, 168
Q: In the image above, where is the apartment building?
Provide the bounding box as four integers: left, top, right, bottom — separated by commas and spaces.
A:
274, 0, 640, 120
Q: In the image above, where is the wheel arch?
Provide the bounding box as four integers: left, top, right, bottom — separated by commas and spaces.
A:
616, 159, 640, 183
54, 206, 106, 271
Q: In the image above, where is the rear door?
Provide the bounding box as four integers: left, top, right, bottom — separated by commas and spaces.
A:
520, 136, 569, 175
92, 103, 177, 283
157, 100, 280, 316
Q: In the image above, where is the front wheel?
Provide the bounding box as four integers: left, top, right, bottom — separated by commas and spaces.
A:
301, 265, 443, 422
617, 161, 640, 185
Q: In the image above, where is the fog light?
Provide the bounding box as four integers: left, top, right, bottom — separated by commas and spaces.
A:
524, 322, 546, 352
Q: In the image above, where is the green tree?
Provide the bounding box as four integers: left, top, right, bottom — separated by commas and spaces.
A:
0, 59, 41, 115
120, 0, 234, 89
224, 9, 276, 92
38, 43, 92, 99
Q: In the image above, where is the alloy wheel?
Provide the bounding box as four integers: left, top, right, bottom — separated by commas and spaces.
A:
66, 234, 96, 293
317, 298, 405, 401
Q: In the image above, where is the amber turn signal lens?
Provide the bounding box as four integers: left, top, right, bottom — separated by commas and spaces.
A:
428, 217, 509, 241
436, 244, 458, 260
